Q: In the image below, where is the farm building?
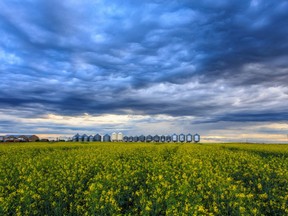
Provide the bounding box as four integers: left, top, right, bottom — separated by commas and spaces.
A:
2, 135, 39, 142
123, 136, 128, 142
77, 135, 82, 142
179, 134, 185, 142
88, 135, 94, 142
128, 136, 133, 142
194, 134, 200, 143
118, 132, 123, 141
111, 132, 117, 142
172, 134, 178, 142
146, 135, 153, 142
82, 134, 88, 142
77, 135, 81, 142
103, 134, 111, 142
186, 134, 193, 142
3, 135, 15, 142
72, 134, 80, 142
166, 135, 172, 142
160, 135, 166, 142
133, 136, 139, 142
153, 135, 160, 142
139, 135, 145, 142
94, 134, 102, 142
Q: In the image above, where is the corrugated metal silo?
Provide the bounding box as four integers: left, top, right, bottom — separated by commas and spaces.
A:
194, 134, 200, 143
154, 135, 160, 142
88, 135, 94, 142
133, 136, 139, 142
179, 133, 185, 142
123, 136, 128, 142
160, 135, 166, 142
72, 133, 80, 142
186, 134, 193, 142
111, 132, 117, 142
139, 135, 145, 142
82, 134, 88, 142
128, 136, 133, 142
78, 134, 82, 142
166, 135, 172, 142
146, 135, 152, 142
94, 134, 102, 142
117, 132, 123, 141
103, 134, 111, 142
172, 134, 178, 142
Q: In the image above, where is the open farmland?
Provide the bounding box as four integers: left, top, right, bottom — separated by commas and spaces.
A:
0, 142, 287, 215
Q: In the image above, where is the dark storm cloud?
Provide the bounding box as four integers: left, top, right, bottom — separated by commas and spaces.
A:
0, 0, 288, 126
195, 111, 288, 124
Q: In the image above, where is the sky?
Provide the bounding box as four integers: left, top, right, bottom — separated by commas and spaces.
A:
0, 0, 288, 142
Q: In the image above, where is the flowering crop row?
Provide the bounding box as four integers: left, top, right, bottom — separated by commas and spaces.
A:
0, 142, 287, 215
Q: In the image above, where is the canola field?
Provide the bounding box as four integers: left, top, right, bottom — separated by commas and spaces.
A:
0, 142, 287, 215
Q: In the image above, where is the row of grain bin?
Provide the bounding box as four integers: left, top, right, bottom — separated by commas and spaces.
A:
73, 133, 200, 143
72, 133, 120, 142
73, 133, 105, 142
122, 134, 200, 143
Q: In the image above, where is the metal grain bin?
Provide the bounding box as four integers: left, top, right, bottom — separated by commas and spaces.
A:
153, 135, 160, 142
103, 134, 111, 142
88, 135, 94, 142
83, 134, 88, 142
78, 134, 82, 142
133, 136, 139, 142
118, 132, 123, 142
194, 134, 200, 143
166, 135, 172, 142
94, 134, 102, 142
146, 135, 153, 142
186, 134, 193, 142
160, 135, 166, 142
172, 134, 178, 142
128, 136, 133, 142
72, 133, 80, 142
111, 132, 117, 142
179, 134, 185, 142
123, 136, 128, 142
139, 135, 145, 142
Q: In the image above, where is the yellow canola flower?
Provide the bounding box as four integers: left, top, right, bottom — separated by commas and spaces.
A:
231, 185, 237, 191
247, 193, 254, 199
17, 189, 25, 194
213, 206, 219, 213
227, 177, 233, 181
1, 142, 287, 216
237, 193, 246, 198
197, 205, 206, 213
32, 194, 40, 200
88, 184, 95, 191
252, 208, 258, 214
259, 193, 268, 199
239, 206, 246, 213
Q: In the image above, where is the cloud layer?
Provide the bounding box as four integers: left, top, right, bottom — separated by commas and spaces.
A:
0, 0, 288, 141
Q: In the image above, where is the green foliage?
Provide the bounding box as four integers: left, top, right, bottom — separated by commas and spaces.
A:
0, 142, 287, 215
